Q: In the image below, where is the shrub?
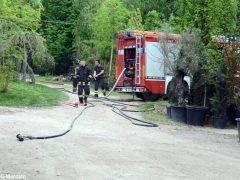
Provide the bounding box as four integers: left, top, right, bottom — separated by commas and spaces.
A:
0, 60, 16, 92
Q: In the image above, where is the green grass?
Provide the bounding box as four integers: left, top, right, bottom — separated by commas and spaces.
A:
140, 100, 177, 125
141, 100, 170, 109
0, 82, 68, 107
36, 75, 72, 85
35, 75, 54, 81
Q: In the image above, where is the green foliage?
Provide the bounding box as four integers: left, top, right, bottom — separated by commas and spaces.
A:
205, 43, 228, 115
176, 0, 236, 45
40, 0, 78, 74
72, 0, 103, 62
161, 26, 204, 76
0, 0, 42, 30
33, 52, 55, 74
206, 42, 240, 114
0, 60, 16, 92
234, 92, 240, 112
144, 10, 162, 31
161, 26, 205, 106
93, 0, 130, 60
128, 8, 143, 30
0, 19, 54, 77
124, 0, 178, 20
39, 0, 239, 76
1, 0, 239, 81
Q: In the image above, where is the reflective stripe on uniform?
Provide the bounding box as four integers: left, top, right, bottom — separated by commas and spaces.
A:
78, 82, 89, 85
78, 95, 83, 97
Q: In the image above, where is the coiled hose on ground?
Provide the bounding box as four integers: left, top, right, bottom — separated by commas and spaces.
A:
16, 68, 158, 142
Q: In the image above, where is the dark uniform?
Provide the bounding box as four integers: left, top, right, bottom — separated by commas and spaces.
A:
76, 65, 92, 105
72, 67, 79, 93
94, 65, 106, 97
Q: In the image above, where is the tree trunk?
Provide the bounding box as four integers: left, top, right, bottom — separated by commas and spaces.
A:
76, 37, 81, 60
174, 70, 185, 106
22, 43, 27, 81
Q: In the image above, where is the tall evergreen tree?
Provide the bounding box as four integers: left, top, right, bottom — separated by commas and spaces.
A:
40, 0, 78, 74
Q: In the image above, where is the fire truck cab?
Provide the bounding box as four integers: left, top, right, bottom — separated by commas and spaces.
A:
115, 30, 190, 101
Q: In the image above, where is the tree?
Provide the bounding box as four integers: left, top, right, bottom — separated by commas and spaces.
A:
72, 0, 103, 62
124, 0, 178, 21
0, 0, 42, 30
144, 10, 162, 30
40, 0, 78, 74
92, 0, 130, 60
0, 0, 55, 76
161, 26, 204, 106
175, 0, 235, 45
128, 8, 144, 30
0, 19, 53, 81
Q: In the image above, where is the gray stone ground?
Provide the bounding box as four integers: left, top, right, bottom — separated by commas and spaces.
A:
0, 86, 240, 180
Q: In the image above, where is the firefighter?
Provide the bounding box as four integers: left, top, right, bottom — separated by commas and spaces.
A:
76, 60, 92, 106
94, 60, 106, 97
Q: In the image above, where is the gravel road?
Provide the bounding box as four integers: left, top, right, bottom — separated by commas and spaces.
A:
0, 88, 240, 180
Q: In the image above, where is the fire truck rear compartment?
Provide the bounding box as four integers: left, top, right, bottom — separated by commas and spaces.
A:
124, 48, 136, 79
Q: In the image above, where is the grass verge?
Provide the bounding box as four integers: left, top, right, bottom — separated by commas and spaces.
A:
36, 75, 72, 85
140, 100, 177, 125
0, 82, 68, 107
35, 75, 54, 81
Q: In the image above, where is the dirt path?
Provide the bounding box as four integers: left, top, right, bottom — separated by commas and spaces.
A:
0, 87, 240, 180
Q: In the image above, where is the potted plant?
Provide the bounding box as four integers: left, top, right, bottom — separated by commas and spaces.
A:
210, 62, 228, 129
234, 92, 240, 141
186, 105, 208, 126
186, 67, 209, 126
211, 91, 228, 129
161, 26, 204, 123
206, 38, 240, 129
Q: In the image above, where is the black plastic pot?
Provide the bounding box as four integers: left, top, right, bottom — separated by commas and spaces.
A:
214, 116, 227, 129
235, 118, 240, 142
170, 106, 186, 123
166, 106, 171, 118
186, 106, 208, 126
227, 105, 237, 125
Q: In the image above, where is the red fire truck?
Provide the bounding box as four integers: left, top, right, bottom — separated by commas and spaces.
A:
115, 30, 190, 101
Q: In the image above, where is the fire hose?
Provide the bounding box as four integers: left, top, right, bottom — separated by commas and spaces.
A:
16, 103, 95, 141
16, 68, 158, 142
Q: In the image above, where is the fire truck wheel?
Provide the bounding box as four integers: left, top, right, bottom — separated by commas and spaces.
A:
137, 92, 160, 101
